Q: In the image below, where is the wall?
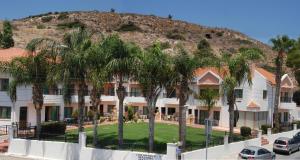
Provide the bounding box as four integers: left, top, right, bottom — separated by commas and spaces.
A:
181, 138, 260, 160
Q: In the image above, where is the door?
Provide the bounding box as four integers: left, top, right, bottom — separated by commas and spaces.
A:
100, 105, 104, 116
19, 107, 28, 129
45, 106, 59, 121
199, 110, 208, 125
194, 109, 198, 124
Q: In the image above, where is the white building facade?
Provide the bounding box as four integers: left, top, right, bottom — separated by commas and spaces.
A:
0, 48, 299, 130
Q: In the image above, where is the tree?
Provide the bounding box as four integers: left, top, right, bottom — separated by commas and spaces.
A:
1, 21, 14, 48
135, 43, 172, 152
220, 48, 263, 137
287, 37, 300, 85
195, 88, 219, 119
5, 44, 50, 138
103, 35, 140, 147
86, 43, 109, 146
8, 80, 17, 123
47, 29, 92, 132
172, 46, 198, 150
270, 35, 295, 131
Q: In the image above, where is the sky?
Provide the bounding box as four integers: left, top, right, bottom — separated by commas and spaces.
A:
0, 0, 299, 43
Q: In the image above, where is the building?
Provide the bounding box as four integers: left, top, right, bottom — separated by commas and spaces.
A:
0, 48, 298, 130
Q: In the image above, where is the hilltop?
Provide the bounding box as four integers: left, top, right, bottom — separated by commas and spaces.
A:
0, 11, 276, 69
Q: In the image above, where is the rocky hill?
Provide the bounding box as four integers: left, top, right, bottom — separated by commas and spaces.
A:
0, 11, 276, 68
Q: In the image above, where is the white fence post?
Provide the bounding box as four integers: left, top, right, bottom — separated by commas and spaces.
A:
267, 128, 272, 136
8, 126, 14, 142
224, 135, 229, 146
79, 132, 86, 148
258, 130, 262, 139
294, 124, 297, 130
166, 143, 177, 160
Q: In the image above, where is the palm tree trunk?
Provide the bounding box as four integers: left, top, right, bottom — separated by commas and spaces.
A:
274, 52, 283, 131
78, 81, 85, 132
93, 111, 98, 146
117, 83, 125, 148
148, 101, 155, 152
36, 106, 42, 139
227, 91, 235, 140
179, 80, 188, 151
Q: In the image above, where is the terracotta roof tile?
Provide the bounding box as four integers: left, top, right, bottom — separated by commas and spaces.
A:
255, 67, 275, 85
0, 48, 28, 62
194, 67, 227, 78
247, 101, 260, 109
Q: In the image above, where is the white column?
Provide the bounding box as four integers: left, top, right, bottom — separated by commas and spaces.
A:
294, 124, 297, 130
267, 128, 272, 136
166, 143, 177, 160
8, 126, 14, 142
79, 132, 86, 148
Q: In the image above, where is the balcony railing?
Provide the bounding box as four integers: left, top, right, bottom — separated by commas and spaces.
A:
43, 89, 63, 95
280, 97, 292, 103
163, 93, 177, 98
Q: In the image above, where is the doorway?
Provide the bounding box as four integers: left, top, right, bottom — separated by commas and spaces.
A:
45, 106, 60, 121
19, 107, 27, 123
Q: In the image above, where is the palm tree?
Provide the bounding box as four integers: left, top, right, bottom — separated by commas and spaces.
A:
86, 43, 109, 146
5, 44, 50, 138
220, 48, 263, 137
195, 88, 219, 120
270, 36, 295, 131
103, 35, 140, 147
135, 43, 172, 152
172, 46, 198, 150
7, 81, 17, 123
48, 29, 93, 132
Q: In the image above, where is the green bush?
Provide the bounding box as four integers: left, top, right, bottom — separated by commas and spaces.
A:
292, 121, 300, 128
88, 110, 94, 120
240, 126, 251, 137
41, 16, 53, 23
41, 121, 66, 135
117, 21, 142, 32
166, 32, 185, 40
36, 24, 46, 29
72, 109, 79, 120
57, 21, 85, 29
127, 106, 134, 121
261, 124, 272, 134
57, 12, 69, 20
99, 117, 106, 123
216, 31, 224, 37
160, 42, 171, 50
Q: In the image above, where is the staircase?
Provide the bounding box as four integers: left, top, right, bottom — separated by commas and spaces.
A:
0, 140, 9, 153
261, 136, 269, 146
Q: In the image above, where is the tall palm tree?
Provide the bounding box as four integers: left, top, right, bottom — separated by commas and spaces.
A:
8, 81, 17, 123
103, 35, 139, 147
48, 29, 93, 132
270, 36, 295, 131
135, 43, 172, 152
5, 45, 50, 138
172, 46, 198, 150
220, 48, 263, 137
86, 43, 109, 146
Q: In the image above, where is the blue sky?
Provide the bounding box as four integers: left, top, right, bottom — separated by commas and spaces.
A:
0, 0, 299, 43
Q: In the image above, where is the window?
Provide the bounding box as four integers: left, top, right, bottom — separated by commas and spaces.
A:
213, 111, 220, 120
257, 149, 266, 155
188, 109, 192, 115
284, 112, 289, 122
143, 106, 148, 115
0, 106, 11, 119
234, 89, 243, 99
0, 79, 9, 91
107, 105, 115, 113
108, 87, 115, 96
263, 90, 267, 99
130, 87, 142, 97
199, 89, 219, 98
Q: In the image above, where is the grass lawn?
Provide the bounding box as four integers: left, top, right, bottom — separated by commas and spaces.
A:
67, 122, 227, 153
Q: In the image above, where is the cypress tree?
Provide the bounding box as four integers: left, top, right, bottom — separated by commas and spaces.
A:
1, 21, 14, 48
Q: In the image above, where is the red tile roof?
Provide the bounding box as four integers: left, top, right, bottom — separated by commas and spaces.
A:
194, 67, 227, 78
0, 48, 28, 62
247, 101, 260, 109
255, 67, 275, 85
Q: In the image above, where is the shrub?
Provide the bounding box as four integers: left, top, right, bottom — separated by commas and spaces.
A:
36, 24, 46, 29
99, 117, 106, 123
110, 8, 115, 13
168, 14, 173, 19
117, 21, 142, 32
160, 41, 171, 49
166, 31, 185, 40
57, 12, 69, 20
41, 16, 53, 23
205, 33, 212, 39
197, 39, 210, 50
216, 31, 224, 37
72, 109, 79, 120
41, 121, 66, 135
292, 121, 300, 128
240, 126, 251, 137
127, 106, 134, 121
57, 21, 85, 29
261, 124, 272, 134
234, 38, 253, 45
87, 110, 94, 120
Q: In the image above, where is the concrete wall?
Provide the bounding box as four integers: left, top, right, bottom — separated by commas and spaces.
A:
181, 138, 260, 160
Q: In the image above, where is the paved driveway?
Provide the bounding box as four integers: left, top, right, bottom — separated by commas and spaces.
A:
0, 154, 37, 160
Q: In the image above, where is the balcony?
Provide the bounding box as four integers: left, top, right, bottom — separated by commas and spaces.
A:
280, 97, 292, 103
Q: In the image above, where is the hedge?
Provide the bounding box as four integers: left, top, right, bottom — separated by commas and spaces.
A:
41, 121, 66, 135
261, 124, 272, 134
240, 126, 251, 137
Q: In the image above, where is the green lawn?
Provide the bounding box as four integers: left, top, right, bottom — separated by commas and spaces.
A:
67, 122, 227, 153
